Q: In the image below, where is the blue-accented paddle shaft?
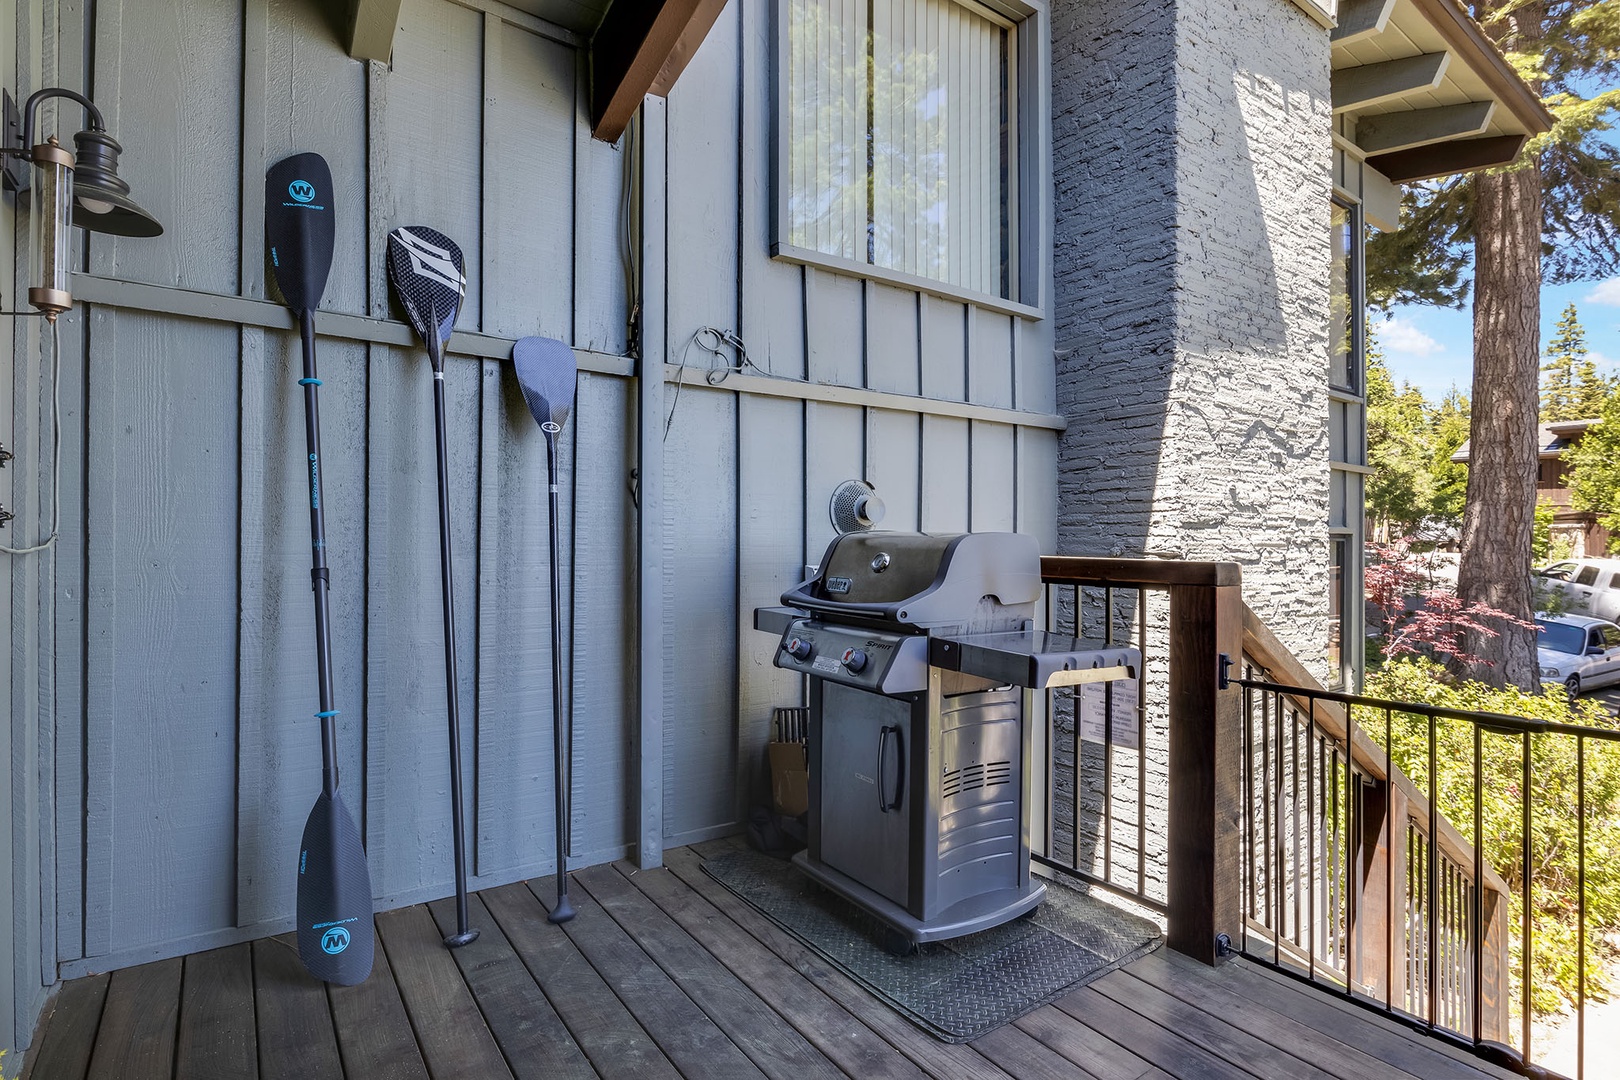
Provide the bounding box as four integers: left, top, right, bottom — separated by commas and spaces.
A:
267, 151, 375, 986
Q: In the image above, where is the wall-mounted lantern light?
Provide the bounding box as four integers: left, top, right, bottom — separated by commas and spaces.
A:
1, 87, 163, 321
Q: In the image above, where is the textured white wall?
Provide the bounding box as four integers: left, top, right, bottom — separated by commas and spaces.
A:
1052, 0, 1333, 675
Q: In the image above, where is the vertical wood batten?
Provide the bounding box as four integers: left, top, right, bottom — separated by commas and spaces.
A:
364, 0, 485, 902
237, 0, 372, 929
568, 374, 636, 861
573, 51, 630, 356
84, 313, 243, 954
89, 0, 244, 291
638, 95, 668, 868
662, 0, 742, 845
919, 415, 969, 533
473, 362, 551, 879
482, 17, 575, 341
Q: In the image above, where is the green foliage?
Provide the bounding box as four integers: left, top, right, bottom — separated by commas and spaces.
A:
1367, 353, 1437, 536
1365, 324, 1472, 536
1531, 499, 1558, 564
1565, 388, 1620, 541
1362, 659, 1620, 1016
1541, 303, 1613, 421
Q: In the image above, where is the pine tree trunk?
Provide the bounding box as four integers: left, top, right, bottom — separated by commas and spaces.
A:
1456, 165, 1542, 689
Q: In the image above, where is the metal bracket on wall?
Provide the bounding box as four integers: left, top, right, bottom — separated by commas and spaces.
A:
0, 441, 11, 467
0, 503, 12, 529
1, 90, 25, 193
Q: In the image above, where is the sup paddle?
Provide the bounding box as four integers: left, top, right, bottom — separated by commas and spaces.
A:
265, 152, 375, 986
512, 336, 579, 924
384, 226, 479, 947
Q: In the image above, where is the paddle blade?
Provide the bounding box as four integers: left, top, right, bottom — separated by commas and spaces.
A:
512, 336, 578, 432
265, 153, 336, 315
296, 789, 375, 986
386, 226, 466, 359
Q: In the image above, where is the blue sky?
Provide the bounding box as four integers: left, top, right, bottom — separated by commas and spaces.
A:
1377, 278, 1620, 401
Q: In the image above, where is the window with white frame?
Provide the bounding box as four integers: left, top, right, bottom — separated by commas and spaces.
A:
777, 0, 1023, 304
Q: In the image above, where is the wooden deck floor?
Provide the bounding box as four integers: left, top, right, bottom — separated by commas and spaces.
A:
20, 841, 1517, 1080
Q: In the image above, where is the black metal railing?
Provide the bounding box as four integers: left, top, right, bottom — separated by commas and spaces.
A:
1232, 667, 1620, 1080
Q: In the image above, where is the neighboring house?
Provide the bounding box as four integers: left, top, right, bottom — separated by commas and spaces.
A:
1453, 419, 1611, 559
0, 0, 1547, 1059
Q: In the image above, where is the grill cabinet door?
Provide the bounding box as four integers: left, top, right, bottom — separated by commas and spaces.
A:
819, 683, 911, 906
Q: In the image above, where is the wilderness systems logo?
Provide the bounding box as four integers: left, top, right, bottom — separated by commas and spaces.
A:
395, 228, 467, 293
284, 178, 325, 211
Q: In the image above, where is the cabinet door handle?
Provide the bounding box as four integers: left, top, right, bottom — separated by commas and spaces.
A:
878, 725, 904, 813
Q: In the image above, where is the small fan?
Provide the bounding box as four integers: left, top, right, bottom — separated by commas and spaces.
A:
829, 479, 886, 534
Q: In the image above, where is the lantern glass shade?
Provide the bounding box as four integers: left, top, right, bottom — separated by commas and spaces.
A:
27, 142, 74, 317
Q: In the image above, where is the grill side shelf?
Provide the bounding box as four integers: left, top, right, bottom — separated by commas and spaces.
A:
930, 632, 1140, 689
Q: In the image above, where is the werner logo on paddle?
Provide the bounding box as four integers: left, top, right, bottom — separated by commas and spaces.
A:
394, 228, 467, 293
321, 926, 351, 954
282, 178, 325, 211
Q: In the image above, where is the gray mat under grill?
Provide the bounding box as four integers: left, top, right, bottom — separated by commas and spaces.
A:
702, 849, 1163, 1042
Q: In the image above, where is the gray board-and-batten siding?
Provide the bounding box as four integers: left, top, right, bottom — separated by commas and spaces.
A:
6, 0, 1061, 1030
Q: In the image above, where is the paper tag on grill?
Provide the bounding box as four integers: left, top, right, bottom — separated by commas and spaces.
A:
812, 656, 841, 675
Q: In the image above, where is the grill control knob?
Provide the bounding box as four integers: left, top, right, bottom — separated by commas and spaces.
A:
841, 648, 868, 673
785, 637, 813, 661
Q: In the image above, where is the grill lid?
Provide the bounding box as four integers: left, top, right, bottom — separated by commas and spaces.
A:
782, 531, 1041, 632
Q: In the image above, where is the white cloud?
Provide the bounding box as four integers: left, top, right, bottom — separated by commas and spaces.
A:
1378, 315, 1445, 358
1588, 350, 1617, 375
1582, 278, 1620, 306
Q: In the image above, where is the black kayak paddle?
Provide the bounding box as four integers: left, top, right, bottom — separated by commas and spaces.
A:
513, 335, 579, 924
265, 152, 375, 986
385, 225, 479, 948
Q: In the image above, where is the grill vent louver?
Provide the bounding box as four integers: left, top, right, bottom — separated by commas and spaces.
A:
941, 760, 1012, 799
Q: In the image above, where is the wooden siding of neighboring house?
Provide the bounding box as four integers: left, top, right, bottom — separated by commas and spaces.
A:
5, 0, 1058, 1034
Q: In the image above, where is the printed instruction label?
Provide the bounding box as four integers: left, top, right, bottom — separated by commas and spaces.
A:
1079, 678, 1140, 750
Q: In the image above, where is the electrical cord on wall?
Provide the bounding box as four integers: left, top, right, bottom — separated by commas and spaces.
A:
1, 317, 62, 555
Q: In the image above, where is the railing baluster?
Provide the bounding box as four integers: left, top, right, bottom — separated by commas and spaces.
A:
1386, 706, 1394, 1014
1427, 713, 1439, 1030
1136, 590, 1148, 902
1521, 731, 1531, 1065
1308, 698, 1317, 983
1578, 734, 1586, 1080
1472, 723, 1483, 1045
1346, 702, 1358, 994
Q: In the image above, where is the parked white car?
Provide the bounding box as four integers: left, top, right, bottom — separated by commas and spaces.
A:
1536, 613, 1620, 698
1535, 558, 1620, 623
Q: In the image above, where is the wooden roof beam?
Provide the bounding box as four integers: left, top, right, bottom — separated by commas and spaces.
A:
1355, 100, 1494, 154
1332, 52, 1451, 112
591, 0, 729, 144
1368, 132, 1528, 182
1331, 0, 1398, 44
346, 0, 404, 63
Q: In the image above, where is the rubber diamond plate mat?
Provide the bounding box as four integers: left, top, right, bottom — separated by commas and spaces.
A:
702, 849, 1162, 1042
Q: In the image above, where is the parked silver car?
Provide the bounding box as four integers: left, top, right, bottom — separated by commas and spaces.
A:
1536, 613, 1620, 698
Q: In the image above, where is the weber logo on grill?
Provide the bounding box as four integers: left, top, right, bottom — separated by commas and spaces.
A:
825, 576, 853, 594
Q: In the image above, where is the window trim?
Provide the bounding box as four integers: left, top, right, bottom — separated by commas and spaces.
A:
769, 0, 1047, 317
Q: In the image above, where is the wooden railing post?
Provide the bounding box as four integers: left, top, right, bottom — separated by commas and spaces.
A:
1166, 579, 1244, 964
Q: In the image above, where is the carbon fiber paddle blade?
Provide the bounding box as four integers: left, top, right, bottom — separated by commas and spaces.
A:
265, 153, 335, 315
386, 226, 466, 362
512, 336, 578, 432
296, 789, 375, 986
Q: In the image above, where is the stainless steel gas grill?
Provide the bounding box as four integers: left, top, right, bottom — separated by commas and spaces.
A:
754, 531, 1140, 950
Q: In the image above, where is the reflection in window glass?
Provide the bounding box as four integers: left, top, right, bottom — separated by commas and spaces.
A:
1329, 202, 1359, 392
785, 0, 1015, 299
1329, 538, 1347, 688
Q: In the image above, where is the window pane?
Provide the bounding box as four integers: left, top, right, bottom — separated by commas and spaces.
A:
787, 0, 869, 263
1329, 202, 1357, 391
1328, 539, 1346, 688
785, 0, 1013, 299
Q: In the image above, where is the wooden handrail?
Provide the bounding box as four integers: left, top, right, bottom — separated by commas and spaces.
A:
1041, 555, 1242, 588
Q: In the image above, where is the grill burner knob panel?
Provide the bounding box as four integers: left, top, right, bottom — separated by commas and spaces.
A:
785, 637, 813, 661
841, 647, 868, 673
